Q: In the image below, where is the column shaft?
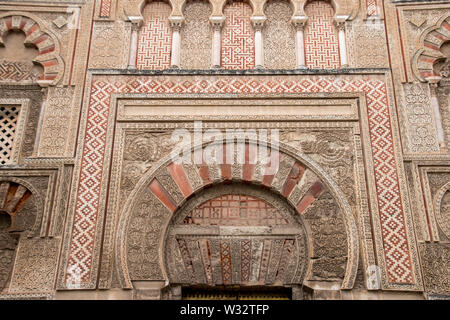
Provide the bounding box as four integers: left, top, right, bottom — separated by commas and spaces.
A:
128, 24, 139, 69
171, 28, 181, 68
255, 29, 263, 68
212, 27, 221, 68
337, 24, 348, 67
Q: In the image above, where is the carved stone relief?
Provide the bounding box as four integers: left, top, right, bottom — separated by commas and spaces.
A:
407, 10, 450, 81
0, 14, 64, 85
419, 243, 450, 296
38, 86, 74, 157
121, 131, 176, 197
263, 0, 296, 69
180, 0, 212, 69
347, 20, 388, 68
118, 138, 359, 290
0, 213, 17, 292
126, 187, 171, 280
9, 238, 59, 293
0, 179, 41, 293
436, 190, 450, 239
281, 130, 355, 206
437, 84, 450, 150
402, 83, 440, 153
89, 21, 128, 69
303, 191, 348, 281
427, 171, 450, 241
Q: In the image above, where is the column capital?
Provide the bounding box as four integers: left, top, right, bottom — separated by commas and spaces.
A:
291, 16, 308, 29
209, 16, 225, 31
250, 16, 266, 31
169, 16, 184, 31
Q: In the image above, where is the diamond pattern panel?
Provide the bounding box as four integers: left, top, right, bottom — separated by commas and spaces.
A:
137, 2, 172, 70
65, 74, 415, 286
221, 2, 255, 70
304, 0, 340, 69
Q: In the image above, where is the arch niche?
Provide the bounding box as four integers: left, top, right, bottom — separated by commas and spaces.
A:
116, 140, 359, 293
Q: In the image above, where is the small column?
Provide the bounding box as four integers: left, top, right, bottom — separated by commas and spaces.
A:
427, 76, 446, 149
169, 17, 184, 69
210, 16, 225, 69
251, 16, 266, 69
292, 16, 308, 69
128, 16, 143, 69
335, 17, 349, 68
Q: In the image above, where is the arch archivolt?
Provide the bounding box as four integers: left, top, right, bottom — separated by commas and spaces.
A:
0, 12, 64, 86
116, 139, 359, 290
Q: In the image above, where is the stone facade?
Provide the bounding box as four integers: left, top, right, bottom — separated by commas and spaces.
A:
0, 0, 448, 300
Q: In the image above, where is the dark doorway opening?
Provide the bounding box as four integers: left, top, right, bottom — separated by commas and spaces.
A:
182, 285, 292, 300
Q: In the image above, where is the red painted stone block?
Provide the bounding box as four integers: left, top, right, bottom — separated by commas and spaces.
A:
197, 164, 212, 186
149, 178, 177, 213
26, 23, 38, 37
242, 144, 256, 181
168, 162, 193, 198
282, 162, 306, 197
262, 150, 280, 187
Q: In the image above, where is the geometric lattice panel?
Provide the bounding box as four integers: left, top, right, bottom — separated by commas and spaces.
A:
366, 0, 380, 17
180, 1, 212, 69
137, 1, 172, 70
221, 2, 255, 70
263, 0, 296, 69
184, 194, 289, 226
0, 105, 20, 165
304, 0, 340, 69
